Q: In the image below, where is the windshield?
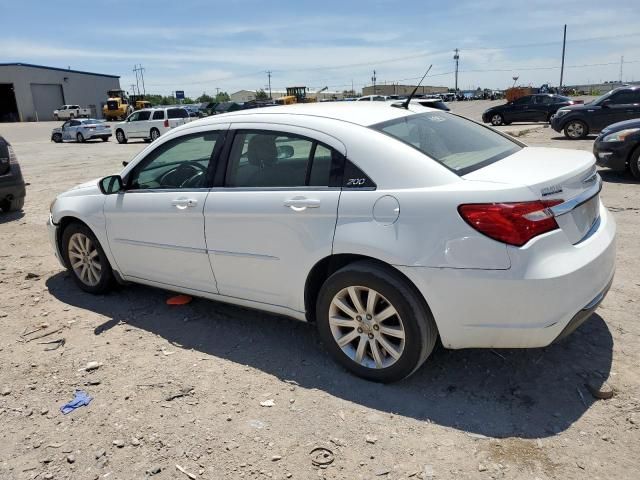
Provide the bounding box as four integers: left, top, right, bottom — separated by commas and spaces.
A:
371, 112, 521, 175
589, 90, 616, 105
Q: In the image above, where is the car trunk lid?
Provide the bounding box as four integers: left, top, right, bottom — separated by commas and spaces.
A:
464, 147, 601, 244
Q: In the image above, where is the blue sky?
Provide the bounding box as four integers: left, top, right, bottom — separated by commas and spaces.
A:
1, 0, 639, 97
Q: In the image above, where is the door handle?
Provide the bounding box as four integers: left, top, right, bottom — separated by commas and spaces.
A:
283, 196, 320, 211
171, 198, 198, 210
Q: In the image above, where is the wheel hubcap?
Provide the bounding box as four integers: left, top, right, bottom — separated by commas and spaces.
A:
567, 123, 583, 138
492, 115, 501, 125
329, 286, 406, 369
68, 233, 102, 286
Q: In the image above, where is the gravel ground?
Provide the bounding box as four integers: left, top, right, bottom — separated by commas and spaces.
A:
0, 112, 639, 480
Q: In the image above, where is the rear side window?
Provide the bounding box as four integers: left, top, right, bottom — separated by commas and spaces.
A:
225, 131, 339, 188
610, 91, 640, 105
152, 110, 164, 120
168, 108, 189, 119
372, 112, 521, 176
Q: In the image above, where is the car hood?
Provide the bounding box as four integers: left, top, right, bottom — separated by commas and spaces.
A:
600, 118, 640, 134
51, 127, 62, 133
556, 103, 595, 113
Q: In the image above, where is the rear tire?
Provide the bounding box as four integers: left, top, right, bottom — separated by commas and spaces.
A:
629, 147, 640, 180
1, 197, 24, 212
564, 120, 588, 139
316, 261, 438, 383
76, 132, 85, 143
116, 129, 127, 144
150, 128, 160, 141
61, 222, 114, 294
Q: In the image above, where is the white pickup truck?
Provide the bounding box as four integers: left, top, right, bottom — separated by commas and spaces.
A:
53, 105, 91, 120
114, 107, 191, 143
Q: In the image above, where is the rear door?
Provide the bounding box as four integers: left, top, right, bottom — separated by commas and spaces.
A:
203, 125, 345, 311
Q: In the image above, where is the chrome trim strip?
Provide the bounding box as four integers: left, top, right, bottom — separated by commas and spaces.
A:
113, 238, 208, 254
550, 174, 602, 216
207, 249, 280, 261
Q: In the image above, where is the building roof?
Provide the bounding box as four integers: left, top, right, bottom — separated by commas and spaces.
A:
0, 62, 120, 79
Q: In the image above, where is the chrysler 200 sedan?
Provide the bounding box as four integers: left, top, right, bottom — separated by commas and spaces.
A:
48, 103, 616, 382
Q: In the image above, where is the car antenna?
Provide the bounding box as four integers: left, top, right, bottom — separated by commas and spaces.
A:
395, 64, 433, 110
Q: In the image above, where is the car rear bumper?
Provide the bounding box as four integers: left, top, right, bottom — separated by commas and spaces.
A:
397, 202, 616, 349
593, 139, 632, 171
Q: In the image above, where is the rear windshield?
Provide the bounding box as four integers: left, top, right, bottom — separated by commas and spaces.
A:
371, 112, 521, 175
168, 108, 189, 119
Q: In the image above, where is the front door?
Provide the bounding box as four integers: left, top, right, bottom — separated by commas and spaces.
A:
104, 129, 226, 293
509, 96, 533, 122
204, 126, 344, 311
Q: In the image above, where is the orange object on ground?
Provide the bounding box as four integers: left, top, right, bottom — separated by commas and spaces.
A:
166, 294, 193, 305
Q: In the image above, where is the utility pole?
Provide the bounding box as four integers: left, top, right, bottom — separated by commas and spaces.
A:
132, 64, 146, 96
130, 84, 137, 96
559, 25, 567, 90
372, 70, 377, 95
266, 71, 272, 99
620, 56, 624, 84
453, 49, 460, 95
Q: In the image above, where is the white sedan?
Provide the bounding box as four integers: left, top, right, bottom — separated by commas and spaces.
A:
48, 103, 616, 382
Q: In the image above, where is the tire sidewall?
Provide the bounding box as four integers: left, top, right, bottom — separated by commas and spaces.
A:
629, 147, 640, 180
490, 113, 503, 126
564, 120, 587, 139
76, 132, 84, 143
61, 223, 113, 294
116, 130, 126, 144
151, 128, 159, 141
316, 264, 432, 382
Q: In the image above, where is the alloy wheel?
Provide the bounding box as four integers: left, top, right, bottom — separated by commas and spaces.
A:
151, 129, 160, 141
328, 286, 406, 369
566, 122, 584, 138
68, 233, 102, 287
116, 131, 125, 142
491, 114, 503, 126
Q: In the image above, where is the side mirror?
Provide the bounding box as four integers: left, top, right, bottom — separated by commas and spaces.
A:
601, 99, 610, 108
122, 160, 129, 167
99, 175, 123, 195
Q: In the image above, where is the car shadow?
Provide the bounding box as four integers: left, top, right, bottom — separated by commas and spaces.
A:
550, 135, 598, 141
599, 170, 639, 185
0, 209, 25, 224
46, 272, 613, 439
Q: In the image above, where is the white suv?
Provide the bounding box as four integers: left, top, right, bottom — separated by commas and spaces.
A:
115, 107, 191, 143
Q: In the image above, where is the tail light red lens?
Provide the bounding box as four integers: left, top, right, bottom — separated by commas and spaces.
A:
458, 200, 563, 247
164, 119, 169, 128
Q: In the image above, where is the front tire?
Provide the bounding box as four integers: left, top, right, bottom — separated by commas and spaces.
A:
564, 120, 588, 139
52, 133, 62, 143
490, 113, 504, 126
116, 129, 127, 144
62, 223, 114, 294
316, 261, 438, 383
629, 146, 640, 180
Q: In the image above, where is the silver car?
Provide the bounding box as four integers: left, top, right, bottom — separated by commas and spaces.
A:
51, 119, 112, 143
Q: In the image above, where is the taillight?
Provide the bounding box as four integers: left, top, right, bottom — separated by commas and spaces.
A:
458, 200, 563, 247
164, 119, 169, 128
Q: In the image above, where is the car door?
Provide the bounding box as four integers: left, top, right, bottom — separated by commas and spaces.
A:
603, 90, 640, 126
204, 125, 345, 311
103, 126, 228, 292
509, 96, 533, 122
530, 95, 551, 121
132, 110, 152, 137
62, 120, 79, 141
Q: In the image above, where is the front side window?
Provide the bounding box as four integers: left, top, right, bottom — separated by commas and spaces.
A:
127, 112, 140, 122
128, 132, 220, 190
372, 112, 521, 176
138, 111, 151, 121
70, 120, 81, 126
609, 91, 640, 105
512, 96, 531, 105
225, 131, 335, 187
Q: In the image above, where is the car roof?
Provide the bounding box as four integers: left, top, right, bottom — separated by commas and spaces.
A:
200, 102, 427, 127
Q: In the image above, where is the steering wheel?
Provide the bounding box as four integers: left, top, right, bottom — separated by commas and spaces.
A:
156, 161, 207, 188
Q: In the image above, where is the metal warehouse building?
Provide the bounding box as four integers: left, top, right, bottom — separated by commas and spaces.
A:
0, 63, 120, 122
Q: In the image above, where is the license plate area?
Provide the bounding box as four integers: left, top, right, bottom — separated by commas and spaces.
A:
555, 194, 600, 244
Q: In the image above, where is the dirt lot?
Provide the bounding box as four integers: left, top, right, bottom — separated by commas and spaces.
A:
1, 110, 639, 480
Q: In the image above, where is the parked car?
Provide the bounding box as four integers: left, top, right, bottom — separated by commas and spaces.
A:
593, 118, 640, 179
53, 105, 91, 120
389, 98, 450, 111
48, 102, 615, 382
114, 107, 191, 144
482, 94, 576, 126
0, 135, 26, 212
51, 119, 112, 143
551, 86, 640, 139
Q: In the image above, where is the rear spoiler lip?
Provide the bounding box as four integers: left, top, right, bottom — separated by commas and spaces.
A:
549, 174, 602, 217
